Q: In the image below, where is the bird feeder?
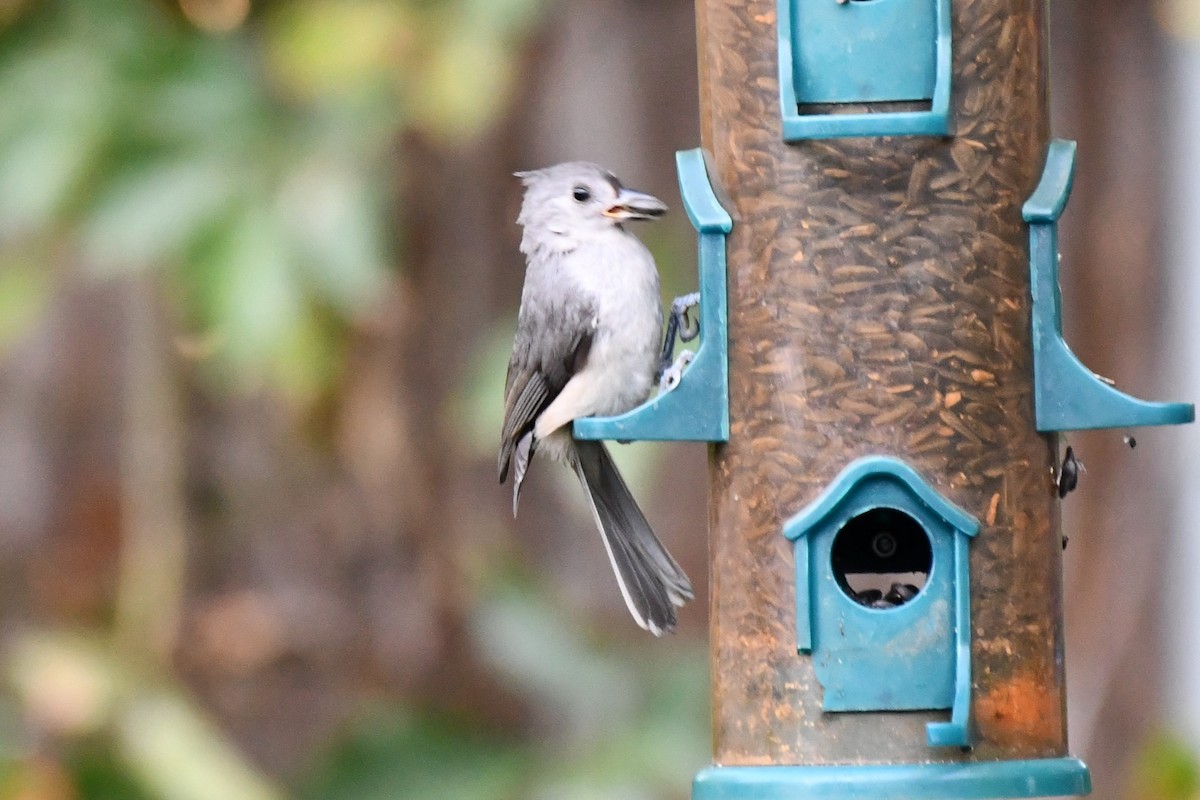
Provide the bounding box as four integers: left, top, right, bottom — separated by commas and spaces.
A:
563, 0, 1193, 795
674, 0, 1195, 798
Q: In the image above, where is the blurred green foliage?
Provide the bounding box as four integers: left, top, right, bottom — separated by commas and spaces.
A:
1128, 733, 1200, 800
3, 631, 286, 800
0, 591, 708, 800
302, 589, 708, 800
0, 1, 679, 799
0, 0, 542, 399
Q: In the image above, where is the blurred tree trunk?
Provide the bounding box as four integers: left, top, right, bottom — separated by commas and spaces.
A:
1051, 2, 1172, 797
333, 0, 706, 732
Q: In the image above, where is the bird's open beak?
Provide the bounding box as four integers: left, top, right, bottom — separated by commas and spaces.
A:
603, 188, 668, 221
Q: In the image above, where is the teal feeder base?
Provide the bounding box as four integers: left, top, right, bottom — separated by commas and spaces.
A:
693, 758, 1091, 799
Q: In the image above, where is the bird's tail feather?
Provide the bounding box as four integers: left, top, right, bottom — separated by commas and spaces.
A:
571, 439, 694, 635
511, 431, 535, 516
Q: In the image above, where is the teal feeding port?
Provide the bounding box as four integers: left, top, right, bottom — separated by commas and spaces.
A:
1024, 139, 1195, 432
698, 456, 1095, 798
782, 457, 976, 748
777, 0, 951, 140
573, 148, 731, 443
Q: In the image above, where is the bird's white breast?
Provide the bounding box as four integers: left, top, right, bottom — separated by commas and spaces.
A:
565, 231, 662, 417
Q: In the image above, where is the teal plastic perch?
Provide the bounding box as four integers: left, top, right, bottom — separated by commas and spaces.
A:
782, 457, 976, 749
1024, 139, 1194, 432
692, 758, 1092, 800
572, 149, 730, 442
777, 0, 951, 140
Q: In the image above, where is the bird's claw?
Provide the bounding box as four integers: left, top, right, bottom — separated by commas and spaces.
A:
658, 292, 702, 378
672, 292, 701, 342
659, 350, 695, 392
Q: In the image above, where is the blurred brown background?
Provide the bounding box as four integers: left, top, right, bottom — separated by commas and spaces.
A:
0, 1, 1197, 798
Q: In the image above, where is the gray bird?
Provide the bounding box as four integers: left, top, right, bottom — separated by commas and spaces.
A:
498, 162, 694, 635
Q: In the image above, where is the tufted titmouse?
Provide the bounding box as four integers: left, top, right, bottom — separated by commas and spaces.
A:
498, 162, 694, 635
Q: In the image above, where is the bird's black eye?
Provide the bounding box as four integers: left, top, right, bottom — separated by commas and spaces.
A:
572, 186, 591, 203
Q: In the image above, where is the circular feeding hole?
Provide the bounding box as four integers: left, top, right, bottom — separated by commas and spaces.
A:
831, 507, 931, 610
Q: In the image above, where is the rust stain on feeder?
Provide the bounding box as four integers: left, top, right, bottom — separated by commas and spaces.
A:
976, 672, 1064, 750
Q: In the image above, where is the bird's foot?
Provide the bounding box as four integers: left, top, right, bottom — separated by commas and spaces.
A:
657, 291, 702, 377
658, 350, 695, 392
672, 292, 702, 341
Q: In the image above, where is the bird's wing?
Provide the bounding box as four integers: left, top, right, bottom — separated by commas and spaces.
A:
498, 292, 596, 483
